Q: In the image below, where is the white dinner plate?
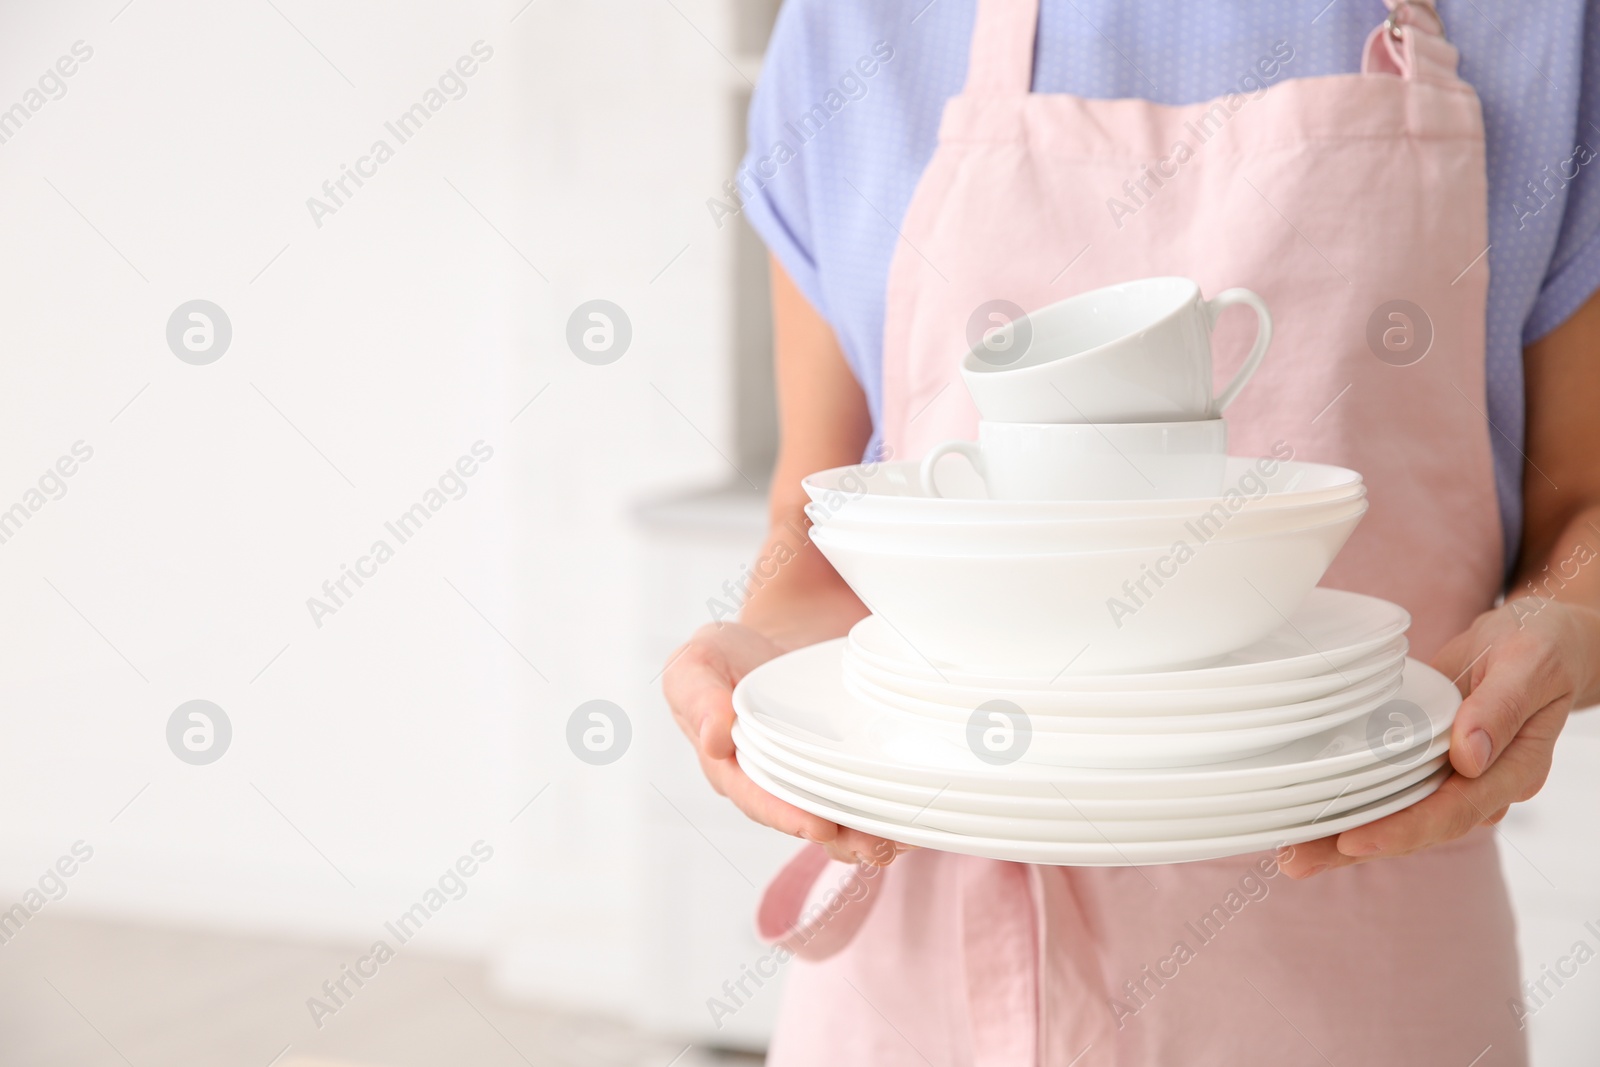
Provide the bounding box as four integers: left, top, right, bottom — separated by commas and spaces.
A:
739, 735, 1447, 842
844, 636, 1408, 716
733, 644, 1458, 797
739, 756, 1448, 866
847, 587, 1410, 691
735, 718, 1451, 818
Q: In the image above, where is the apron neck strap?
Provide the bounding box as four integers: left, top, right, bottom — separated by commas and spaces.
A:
964, 0, 1459, 95
963, 0, 1040, 96
1362, 0, 1460, 81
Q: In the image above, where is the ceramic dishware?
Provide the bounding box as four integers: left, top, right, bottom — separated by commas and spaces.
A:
811, 504, 1365, 675
731, 644, 1458, 795
844, 589, 1410, 690
960, 277, 1272, 423
803, 457, 1363, 523
917, 419, 1227, 500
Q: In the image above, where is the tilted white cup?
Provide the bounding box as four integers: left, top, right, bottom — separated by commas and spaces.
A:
961, 277, 1271, 423
919, 419, 1228, 501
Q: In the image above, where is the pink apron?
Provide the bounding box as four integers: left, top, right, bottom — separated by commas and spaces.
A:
757, 2, 1524, 1064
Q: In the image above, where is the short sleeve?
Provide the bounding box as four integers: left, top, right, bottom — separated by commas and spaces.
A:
738, 1, 831, 324
1524, 6, 1600, 342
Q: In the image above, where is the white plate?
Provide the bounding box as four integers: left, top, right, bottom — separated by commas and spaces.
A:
845, 636, 1408, 715
739, 756, 1448, 866
843, 656, 1406, 734
736, 719, 1451, 818
847, 587, 1410, 690
739, 735, 1448, 842
733, 646, 1457, 797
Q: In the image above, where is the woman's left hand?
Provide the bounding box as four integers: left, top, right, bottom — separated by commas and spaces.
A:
1277, 597, 1600, 879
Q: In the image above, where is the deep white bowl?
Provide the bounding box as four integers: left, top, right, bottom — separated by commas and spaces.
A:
803, 457, 1363, 524
810, 503, 1366, 676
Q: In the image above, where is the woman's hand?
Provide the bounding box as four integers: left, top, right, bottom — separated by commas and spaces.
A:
663, 620, 904, 867
1277, 598, 1600, 878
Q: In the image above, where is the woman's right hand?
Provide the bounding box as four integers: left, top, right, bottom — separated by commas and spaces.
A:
663, 620, 903, 866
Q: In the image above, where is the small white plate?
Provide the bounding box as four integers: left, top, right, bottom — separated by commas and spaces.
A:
733, 644, 1457, 797
841, 666, 1404, 769
736, 719, 1450, 818
739, 756, 1448, 866
844, 636, 1408, 716
843, 656, 1405, 734
739, 736, 1447, 842
847, 587, 1409, 690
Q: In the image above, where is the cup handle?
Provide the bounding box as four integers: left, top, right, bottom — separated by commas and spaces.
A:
919, 440, 983, 498
1205, 288, 1273, 414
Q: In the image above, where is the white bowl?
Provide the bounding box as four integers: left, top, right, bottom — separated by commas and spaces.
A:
803, 457, 1363, 524
811, 504, 1365, 675
807, 494, 1366, 555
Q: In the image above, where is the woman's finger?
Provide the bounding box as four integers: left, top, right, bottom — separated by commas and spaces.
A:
703, 749, 839, 842
662, 642, 740, 760
1446, 636, 1570, 778
1274, 836, 1343, 879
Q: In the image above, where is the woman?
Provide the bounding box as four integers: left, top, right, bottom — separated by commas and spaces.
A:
666, 1, 1600, 1062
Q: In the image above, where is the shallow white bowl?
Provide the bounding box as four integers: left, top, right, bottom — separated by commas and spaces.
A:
812, 505, 1366, 676
803, 457, 1363, 524
808, 494, 1366, 556
846, 588, 1410, 689
843, 672, 1403, 769
842, 656, 1405, 733
844, 635, 1408, 716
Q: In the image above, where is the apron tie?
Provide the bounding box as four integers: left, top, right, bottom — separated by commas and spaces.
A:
758, 846, 1118, 1065
755, 843, 888, 962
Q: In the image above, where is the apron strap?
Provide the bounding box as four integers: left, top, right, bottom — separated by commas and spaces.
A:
963, 0, 1040, 96
754, 843, 887, 962
1362, 0, 1461, 82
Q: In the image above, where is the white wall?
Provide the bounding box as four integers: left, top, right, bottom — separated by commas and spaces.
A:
0, 0, 763, 944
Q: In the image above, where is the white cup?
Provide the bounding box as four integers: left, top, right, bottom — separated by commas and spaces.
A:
961, 277, 1271, 423
919, 420, 1228, 501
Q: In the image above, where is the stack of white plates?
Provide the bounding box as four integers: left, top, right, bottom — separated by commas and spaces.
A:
730, 459, 1455, 866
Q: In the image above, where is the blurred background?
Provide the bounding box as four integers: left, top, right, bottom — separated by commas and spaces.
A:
0, 1, 1596, 1065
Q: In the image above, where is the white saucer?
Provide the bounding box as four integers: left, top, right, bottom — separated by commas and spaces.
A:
733, 645, 1458, 797
848, 587, 1410, 690
739, 756, 1449, 866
